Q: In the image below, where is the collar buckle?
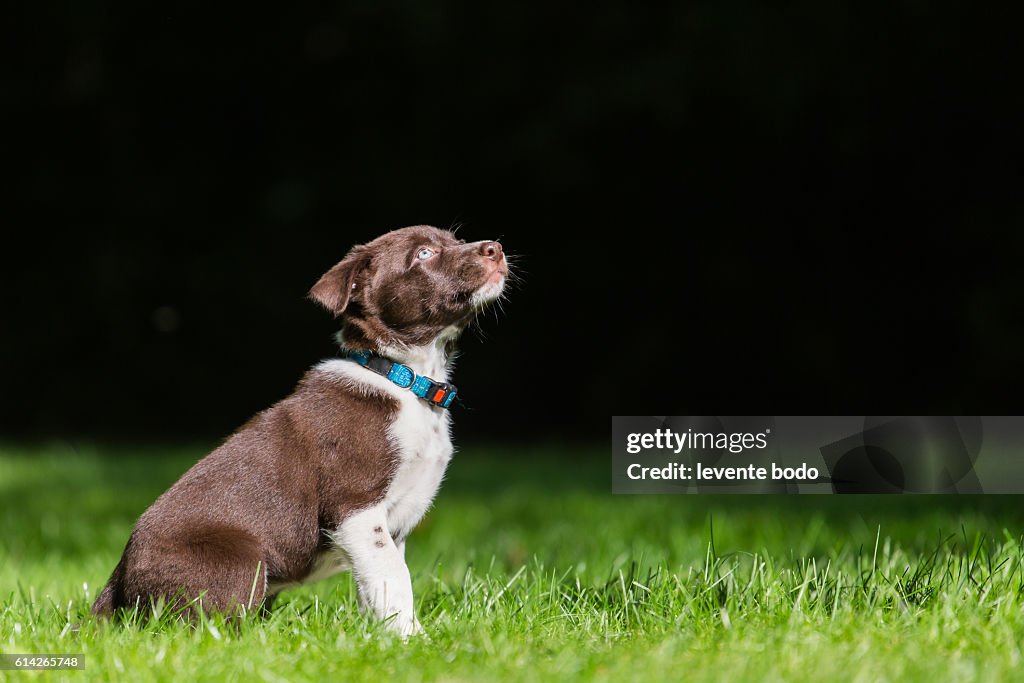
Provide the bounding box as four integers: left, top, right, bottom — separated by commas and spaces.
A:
425, 381, 458, 409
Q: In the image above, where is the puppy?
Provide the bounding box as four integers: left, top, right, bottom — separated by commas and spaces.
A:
92, 225, 508, 635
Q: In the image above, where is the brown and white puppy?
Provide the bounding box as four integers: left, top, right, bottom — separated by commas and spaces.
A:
92, 225, 508, 635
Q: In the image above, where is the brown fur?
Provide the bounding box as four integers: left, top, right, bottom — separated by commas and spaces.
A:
94, 370, 398, 617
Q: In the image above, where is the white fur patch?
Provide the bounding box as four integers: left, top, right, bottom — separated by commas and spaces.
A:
331, 505, 420, 636
317, 341, 454, 541
470, 278, 506, 309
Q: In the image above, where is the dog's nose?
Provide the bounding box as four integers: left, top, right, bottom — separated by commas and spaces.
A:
480, 241, 503, 261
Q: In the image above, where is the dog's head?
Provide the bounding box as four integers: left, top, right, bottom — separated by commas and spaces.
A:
310, 225, 508, 349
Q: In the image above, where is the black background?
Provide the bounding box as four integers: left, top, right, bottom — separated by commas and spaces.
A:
5, 2, 1023, 442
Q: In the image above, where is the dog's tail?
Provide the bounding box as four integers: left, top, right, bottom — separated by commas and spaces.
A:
91, 581, 116, 617
91, 558, 125, 618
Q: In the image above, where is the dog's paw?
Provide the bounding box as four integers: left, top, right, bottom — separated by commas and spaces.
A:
389, 615, 424, 639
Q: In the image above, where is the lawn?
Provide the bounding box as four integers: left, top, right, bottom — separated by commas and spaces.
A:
3, 441, 1024, 682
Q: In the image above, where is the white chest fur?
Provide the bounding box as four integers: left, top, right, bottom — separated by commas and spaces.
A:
272, 355, 454, 596
319, 339, 456, 539
381, 393, 453, 541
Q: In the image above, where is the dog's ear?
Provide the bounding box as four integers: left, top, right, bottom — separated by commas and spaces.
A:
309, 247, 371, 317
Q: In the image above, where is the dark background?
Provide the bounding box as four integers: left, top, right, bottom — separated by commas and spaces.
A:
5, 2, 1022, 442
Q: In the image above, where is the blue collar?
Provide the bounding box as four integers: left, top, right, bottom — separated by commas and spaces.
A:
346, 349, 458, 410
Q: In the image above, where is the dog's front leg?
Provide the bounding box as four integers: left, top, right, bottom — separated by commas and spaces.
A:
335, 505, 422, 636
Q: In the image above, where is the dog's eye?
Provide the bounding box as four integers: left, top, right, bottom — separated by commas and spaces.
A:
416, 248, 435, 260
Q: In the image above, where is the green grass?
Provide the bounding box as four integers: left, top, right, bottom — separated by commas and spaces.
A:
3, 442, 1024, 682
